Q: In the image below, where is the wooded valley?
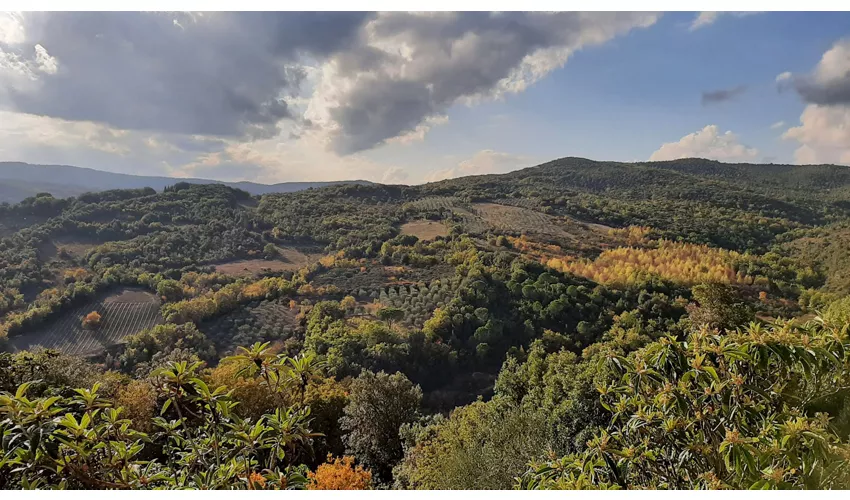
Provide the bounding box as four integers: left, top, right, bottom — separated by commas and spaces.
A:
3, 157, 850, 489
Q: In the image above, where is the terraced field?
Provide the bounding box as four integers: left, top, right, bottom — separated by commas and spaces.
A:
9, 288, 162, 356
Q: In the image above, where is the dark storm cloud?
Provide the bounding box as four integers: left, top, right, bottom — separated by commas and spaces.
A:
794, 77, 850, 106
1, 12, 658, 155
701, 85, 747, 105
320, 12, 660, 154
1, 12, 373, 138
781, 40, 850, 106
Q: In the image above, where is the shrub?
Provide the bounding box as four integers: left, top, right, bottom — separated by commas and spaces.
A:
307, 455, 372, 490
81, 311, 102, 330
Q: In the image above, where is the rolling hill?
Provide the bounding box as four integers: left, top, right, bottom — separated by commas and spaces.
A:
0, 161, 371, 203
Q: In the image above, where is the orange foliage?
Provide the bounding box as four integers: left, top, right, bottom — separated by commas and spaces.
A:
82, 311, 102, 330
63, 268, 90, 283
307, 455, 372, 490
207, 359, 277, 420
164, 277, 293, 324
35, 287, 62, 304
547, 240, 752, 287
506, 235, 564, 262
247, 472, 267, 489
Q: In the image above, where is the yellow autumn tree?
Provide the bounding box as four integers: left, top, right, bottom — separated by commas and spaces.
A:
115, 380, 158, 432
547, 240, 751, 287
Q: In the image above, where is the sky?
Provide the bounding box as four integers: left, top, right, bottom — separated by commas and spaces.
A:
1, 11, 850, 185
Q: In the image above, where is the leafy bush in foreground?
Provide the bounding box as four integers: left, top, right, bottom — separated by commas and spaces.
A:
519, 320, 850, 490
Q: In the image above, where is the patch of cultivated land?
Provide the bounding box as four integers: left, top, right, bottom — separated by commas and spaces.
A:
214, 247, 319, 276
201, 297, 301, 354
10, 288, 162, 356
400, 220, 448, 240
472, 202, 613, 241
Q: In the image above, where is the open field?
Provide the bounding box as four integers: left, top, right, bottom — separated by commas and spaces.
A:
9, 288, 162, 356
400, 220, 448, 240
214, 247, 320, 276
54, 240, 99, 258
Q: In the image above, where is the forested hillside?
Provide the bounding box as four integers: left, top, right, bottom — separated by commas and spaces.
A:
0, 162, 371, 203
3, 157, 850, 490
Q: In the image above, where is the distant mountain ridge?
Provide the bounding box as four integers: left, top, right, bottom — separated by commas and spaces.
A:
0, 162, 372, 203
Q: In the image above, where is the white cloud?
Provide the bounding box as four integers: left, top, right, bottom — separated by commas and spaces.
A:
770, 120, 786, 130
689, 12, 760, 31
780, 40, 850, 165
0, 111, 130, 155
385, 115, 449, 146
33, 44, 57, 75
425, 149, 537, 182
690, 12, 719, 30
381, 167, 409, 184
783, 104, 850, 165
649, 125, 759, 162
0, 12, 25, 45
173, 130, 398, 184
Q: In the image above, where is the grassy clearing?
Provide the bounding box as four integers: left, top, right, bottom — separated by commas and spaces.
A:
54, 240, 99, 258
215, 247, 319, 277
400, 220, 448, 240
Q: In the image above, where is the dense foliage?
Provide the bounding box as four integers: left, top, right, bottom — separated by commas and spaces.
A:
4, 157, 850, 489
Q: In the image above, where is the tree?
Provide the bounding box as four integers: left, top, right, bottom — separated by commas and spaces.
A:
340, 371, 422, 483
263, 243, 279, 260
340, 295, 357, 311
520, 320, 850, 490
687, 283, 753, 331
156, 279, 185, 302
81, 311, 102, 330
394, 398, 548, 490
0, 367, 316, 490
376, 307, 405, 327
307, 455, 372, 490
119, 323, 215, 376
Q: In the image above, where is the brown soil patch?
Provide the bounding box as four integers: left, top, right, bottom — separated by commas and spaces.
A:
400, 220, 448, 240
215, 247, 319, 277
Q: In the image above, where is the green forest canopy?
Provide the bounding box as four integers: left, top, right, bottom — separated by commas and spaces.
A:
3, 157, 850, 489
